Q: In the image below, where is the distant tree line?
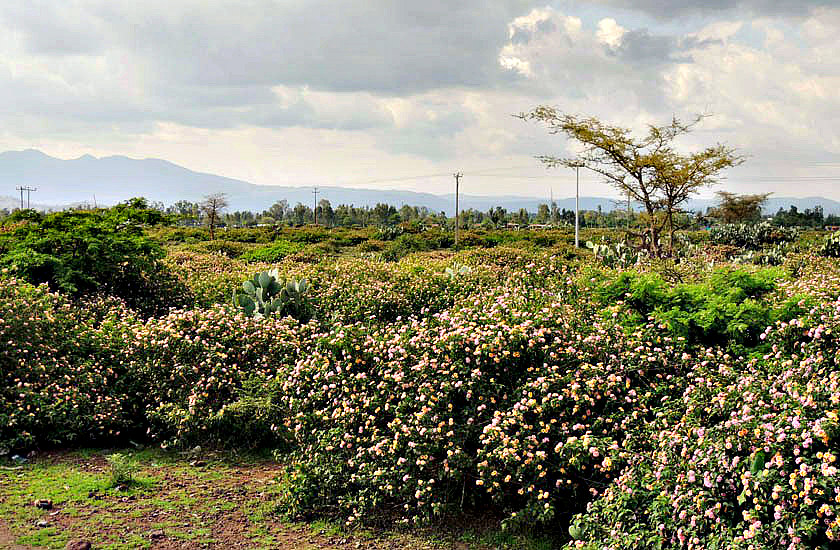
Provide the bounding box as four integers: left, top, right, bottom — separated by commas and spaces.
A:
2, 191, 839, 231
162, 195, 649, 231
705, 192, 840, 227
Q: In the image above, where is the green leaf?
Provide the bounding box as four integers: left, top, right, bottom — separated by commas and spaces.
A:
750, 450, 766, 475
237, 295, 256, 316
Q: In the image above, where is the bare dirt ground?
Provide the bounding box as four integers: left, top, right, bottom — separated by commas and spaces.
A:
0, 450, 491, 550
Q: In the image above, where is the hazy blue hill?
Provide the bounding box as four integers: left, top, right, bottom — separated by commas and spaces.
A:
1, 150, 839, 215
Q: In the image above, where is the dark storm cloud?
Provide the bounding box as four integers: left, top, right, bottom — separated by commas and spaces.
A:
609, 29, 678, 62
1, 0, 524, 138
1, 0, 534, 94
605, 30, 721, 63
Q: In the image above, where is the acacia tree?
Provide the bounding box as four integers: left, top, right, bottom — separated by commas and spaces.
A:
519, 108, 743, 256
710, 191, 771, 223
200, 193, 228, 239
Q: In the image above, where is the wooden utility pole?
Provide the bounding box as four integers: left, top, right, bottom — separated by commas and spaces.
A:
574, 165, 580, 248
453, 172, 462, 248
312, 187, 319, 225
16, 186, 36, 209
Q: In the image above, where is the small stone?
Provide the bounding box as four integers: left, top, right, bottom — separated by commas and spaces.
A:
65, 541, 92, 550
149, 529, 165, 540
34, 499, 53, 510
35, 520, 49, 528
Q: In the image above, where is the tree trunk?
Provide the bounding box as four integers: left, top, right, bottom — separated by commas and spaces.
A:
644, 204, 661, 258
668, 209, 675, 257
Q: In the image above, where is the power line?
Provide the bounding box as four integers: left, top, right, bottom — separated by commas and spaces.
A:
336, 165, 544, 187
332, 163, 840, 188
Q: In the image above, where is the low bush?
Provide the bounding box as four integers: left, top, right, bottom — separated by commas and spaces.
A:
0, 201, 185, 314
240, 240, 304, 263
568, 309, 840, 549
275, 275, 577, 524
710, 221, 799, 250
819, 231, 840, 258
0, 277, 136, 449
122, 307, 312, 447
591, 268, 782, 346
198, 240, 254, 258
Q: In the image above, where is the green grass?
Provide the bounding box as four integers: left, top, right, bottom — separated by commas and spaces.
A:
16, 526, 69, 549
1, 449, 549, 550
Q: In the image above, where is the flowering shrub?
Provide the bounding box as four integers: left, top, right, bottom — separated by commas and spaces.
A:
0, 277, 135, 449
275, 282, 573, 524
477, 323, 692, 529
307, 257, 467, 323
567, 306, 840, 549
121, 307, 313, 447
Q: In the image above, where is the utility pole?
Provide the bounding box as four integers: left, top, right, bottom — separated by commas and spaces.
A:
16, 186, 36, 210
312, 187, 319, 225
574, 165, 580, 248
453, 172, 462, 249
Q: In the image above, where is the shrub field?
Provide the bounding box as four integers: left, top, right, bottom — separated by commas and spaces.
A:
2, 210, 840, 549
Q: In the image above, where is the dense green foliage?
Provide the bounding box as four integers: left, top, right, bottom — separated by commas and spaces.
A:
591, 268, 785, 346
0, 200, 180, 313
240, 240, 305, 262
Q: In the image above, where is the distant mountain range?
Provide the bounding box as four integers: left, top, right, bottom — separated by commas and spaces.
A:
2, 149, 840, 215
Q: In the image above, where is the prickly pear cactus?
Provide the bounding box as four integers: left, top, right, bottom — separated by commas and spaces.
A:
232, 268, 310, 320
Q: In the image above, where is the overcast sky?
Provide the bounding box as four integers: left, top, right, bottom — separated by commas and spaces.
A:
2, 0, 840, 199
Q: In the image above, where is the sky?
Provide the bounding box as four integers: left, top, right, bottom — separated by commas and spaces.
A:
2, 0, 840, 200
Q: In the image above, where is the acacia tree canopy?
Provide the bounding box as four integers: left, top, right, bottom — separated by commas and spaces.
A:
711, 191, 771, 223
519, 108, 744, 255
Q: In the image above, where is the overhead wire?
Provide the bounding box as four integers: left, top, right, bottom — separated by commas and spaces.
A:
332, 162, 840, 188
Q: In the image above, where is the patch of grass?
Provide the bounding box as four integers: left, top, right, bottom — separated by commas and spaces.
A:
16, 526, 69, 548
458, 528, 556, 550
100, 532, 152, 549
2, 450, 535, 550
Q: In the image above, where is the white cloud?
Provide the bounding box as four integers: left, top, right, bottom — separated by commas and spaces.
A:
596, 18, 627, 47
